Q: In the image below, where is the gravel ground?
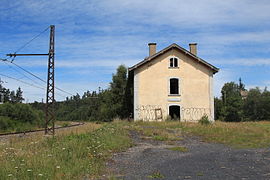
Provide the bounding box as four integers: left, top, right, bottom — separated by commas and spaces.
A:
105, 131, 270, 180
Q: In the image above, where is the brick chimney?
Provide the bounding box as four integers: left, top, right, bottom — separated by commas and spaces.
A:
189, 43, 197, 56
148, 43, 156, 56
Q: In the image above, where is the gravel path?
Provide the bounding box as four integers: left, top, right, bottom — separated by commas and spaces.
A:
106, 130, 270, 180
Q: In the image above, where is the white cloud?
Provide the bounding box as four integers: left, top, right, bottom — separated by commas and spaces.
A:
1, 0, 270, 102
212, 58, 270, 66
2, 0, 270, 28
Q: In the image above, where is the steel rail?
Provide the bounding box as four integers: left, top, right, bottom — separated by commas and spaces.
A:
0, 122, 85, 137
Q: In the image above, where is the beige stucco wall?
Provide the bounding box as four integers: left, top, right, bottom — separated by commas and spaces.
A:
134, 48, 214, 122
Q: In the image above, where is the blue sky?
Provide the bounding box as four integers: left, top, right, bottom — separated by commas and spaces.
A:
0, 0, 269, 102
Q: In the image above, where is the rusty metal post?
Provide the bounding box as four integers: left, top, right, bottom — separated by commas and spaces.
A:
45, 25, 55, 135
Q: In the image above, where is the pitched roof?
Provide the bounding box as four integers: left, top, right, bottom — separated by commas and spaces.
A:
128, 43, 219, 74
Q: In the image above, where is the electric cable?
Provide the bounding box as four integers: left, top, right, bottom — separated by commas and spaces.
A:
1, 60, 43, 86
0, 73, 45, 90
0, 58, 74, 96
13, 26, 50, 55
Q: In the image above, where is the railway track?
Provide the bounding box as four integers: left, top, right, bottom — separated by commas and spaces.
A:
0, 122, 85, 137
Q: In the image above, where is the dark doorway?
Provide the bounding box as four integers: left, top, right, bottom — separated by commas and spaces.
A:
169, 105, 180, 120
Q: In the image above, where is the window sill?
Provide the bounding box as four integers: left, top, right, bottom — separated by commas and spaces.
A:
168, 67, 179, 69
168, 94, 181, 96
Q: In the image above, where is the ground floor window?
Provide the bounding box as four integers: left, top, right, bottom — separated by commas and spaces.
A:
169, 105, 180, 120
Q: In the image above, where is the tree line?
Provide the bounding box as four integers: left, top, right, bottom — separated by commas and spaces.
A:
0, 85, 43, 132
215, 79, 270, 122
31, 65, 133, 122
0, 84, 24, 103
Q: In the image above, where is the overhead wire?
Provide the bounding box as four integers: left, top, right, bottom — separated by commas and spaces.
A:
1, 60, 44, 87
0, 71, 67, 99
12, 61, 47, 83
0, 58, 73, 96
0, 73, 45, 90
13, 26, 50, 55
1, 26, 76, 98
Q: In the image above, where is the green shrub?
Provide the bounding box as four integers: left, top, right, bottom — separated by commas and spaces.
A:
0, 103, 44, 132
199, 114, 211, 125
0, 116, 16, 131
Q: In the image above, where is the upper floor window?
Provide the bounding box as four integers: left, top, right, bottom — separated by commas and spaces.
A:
170, 78, 179, 95
169, 57, 178, 68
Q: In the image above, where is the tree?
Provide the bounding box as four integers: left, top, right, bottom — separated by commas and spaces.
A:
244, 87, 270, 121
0, 84, 24, 103
239, 78, 246, 91
261, 88, 270, 120
214, 97, 224, 120
221, 82, 243, 122
97, 65, 128, 121
3, 88, 10, 102
10, 91, 16, 103
15, 87, 24, 103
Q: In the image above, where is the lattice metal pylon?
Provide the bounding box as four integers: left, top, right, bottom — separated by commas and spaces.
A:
45, 25, 55, 135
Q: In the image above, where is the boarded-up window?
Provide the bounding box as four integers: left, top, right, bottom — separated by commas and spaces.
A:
170, 78, 179, 94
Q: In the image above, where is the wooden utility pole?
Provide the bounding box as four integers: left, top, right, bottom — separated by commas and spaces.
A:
6, 25, 56, 135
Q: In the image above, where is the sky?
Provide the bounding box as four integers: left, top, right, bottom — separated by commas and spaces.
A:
0, 0, 269, 102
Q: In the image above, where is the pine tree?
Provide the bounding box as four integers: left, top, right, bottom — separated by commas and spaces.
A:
239, 78, 246, 91
15, 87, 24, 103
10, 91, 16, 103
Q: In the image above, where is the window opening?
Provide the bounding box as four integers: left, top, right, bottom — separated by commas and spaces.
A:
170, 78, 179, 94
169, 57, 178, 67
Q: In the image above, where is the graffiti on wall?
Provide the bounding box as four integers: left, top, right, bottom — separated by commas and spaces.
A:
181, 107, 211, 122
136, 105, 212, 121
135, 105, 165, 121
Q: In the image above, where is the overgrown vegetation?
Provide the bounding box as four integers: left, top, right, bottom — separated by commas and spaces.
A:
215, 79, 270, 122
148, 171, 164, 179
1, 120, 270, 179
132, 121, 182, 142
198, 114, 211, 125
132, 121, 270, 148
0, 103, 43, 133
182, 121, 270, 148
0, 122, 132, 179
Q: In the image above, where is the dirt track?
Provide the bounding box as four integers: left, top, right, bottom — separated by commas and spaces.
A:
106, 131, 270, 180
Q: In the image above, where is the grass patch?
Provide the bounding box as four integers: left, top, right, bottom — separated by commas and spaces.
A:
131, 121, 270, 149
153, 135, 168, 141
0, 122, 132, 179
196, 172, 204, 176
168, 146, 188, 152
131, 121, 182, 142
148, 171, 164, 179
182, 121, 270, 148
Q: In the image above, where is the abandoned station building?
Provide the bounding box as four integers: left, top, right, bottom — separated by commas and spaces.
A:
128, 43, 219, 122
